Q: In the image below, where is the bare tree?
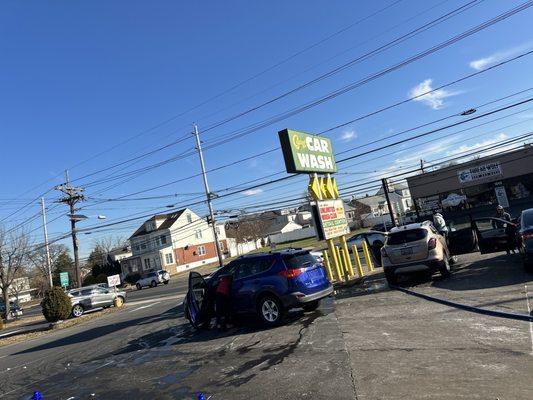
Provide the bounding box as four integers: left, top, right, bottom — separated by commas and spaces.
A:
226, 216, 274, 244
92, 236, 127, 254
28, 243, 68, 289
0, 228, 30, 321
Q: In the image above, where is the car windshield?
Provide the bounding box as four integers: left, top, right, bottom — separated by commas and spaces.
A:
387, 229, 427, 245
282, 252, 317, 269
523, 211, 533, 227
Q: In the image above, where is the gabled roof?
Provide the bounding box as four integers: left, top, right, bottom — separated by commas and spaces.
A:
129, 209, 187, 239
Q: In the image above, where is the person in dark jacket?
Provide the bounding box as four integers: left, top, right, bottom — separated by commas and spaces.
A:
494, 205, 516, 254
215, 275, 232, 330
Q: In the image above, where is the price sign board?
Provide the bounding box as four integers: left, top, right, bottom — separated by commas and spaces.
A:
312, 199, 350, 240
107, 274, 121, 287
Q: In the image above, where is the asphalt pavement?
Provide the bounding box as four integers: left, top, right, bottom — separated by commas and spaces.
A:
0, 252, 532, 399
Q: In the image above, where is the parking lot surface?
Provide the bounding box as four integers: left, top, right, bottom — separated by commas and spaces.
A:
0, 252, 531, 399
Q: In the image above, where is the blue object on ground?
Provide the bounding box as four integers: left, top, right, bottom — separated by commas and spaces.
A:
31, 392, 43, 400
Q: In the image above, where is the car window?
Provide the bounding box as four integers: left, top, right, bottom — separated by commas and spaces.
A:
148, 272, 156, 277
233, 257, 274, 280
95, 287, 108, 294
282, 252, 316, 269
366, 233, 386, 246
69, 290, 80, 297
80, 289, 93, 296
522, 211, 533, 227
387, 229, 427, 245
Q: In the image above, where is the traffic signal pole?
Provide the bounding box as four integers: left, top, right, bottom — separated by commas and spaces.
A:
193, 124, 224, 268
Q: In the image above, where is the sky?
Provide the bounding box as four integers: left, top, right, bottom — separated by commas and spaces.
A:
1, 0, 533, 259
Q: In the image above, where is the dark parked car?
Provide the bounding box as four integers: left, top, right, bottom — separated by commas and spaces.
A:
184, 249, 333, 327
347, 230, 387, 265
370, 222, 395, 232
0, 301, 23, 320
518, 208, 533, 272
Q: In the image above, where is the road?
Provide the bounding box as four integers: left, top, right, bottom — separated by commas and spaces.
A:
0, 252, 532, 399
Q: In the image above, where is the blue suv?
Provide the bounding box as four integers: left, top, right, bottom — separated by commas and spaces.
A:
184, 249, 333, 327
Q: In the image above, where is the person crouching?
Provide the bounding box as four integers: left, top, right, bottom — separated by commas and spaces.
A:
215, 274, 232, 330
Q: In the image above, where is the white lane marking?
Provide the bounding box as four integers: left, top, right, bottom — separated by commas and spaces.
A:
0, 329, 22, 339
525, 284, 533, 355
126, 294, 184, 307
127, 302, 161, 313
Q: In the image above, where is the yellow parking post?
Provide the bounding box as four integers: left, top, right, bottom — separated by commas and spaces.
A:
340, 235, 355, 277
336, 246, 347, 281
322, 250, 334, 282
351, 244, 365, 277
362, 240, 375, 272
327, 239, 343, 281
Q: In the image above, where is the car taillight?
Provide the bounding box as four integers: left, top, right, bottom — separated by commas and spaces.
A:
522, 232, 533, 240
279, 268, 305, 279
428, 238, 437, 250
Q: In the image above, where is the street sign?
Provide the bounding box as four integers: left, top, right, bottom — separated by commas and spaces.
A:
59, 272, 69, 287
107, 274, 121, 287
278, 129, 337, 174
494, 186, 509, 208
312, 199, 350, 240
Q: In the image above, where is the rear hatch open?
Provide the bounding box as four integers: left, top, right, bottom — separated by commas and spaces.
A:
386, 229, 429, 264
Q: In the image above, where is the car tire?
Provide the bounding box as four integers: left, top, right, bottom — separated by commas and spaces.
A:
72, 304, 84, 318
449, 255, 458, 265
302, 300, 320, 312
151, 280, 157, 288
163, 280, 169, 285
136, 283, 142, 290
439, 257, 452, 278
257, 295, 284, 326
384, 268, 397, 286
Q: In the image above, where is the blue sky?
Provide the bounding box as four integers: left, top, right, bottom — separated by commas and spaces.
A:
1, 0, 533, 258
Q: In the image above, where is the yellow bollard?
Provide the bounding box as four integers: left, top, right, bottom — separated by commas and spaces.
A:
351, 244, 365, 277
362, 240, 375, 272
336, 246, 347, 281
113, 296, 123, 308
322, 250, 334, 282
340, 235, 355, 277
327, 239, 343, 281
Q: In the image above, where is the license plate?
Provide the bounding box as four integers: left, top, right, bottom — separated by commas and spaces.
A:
401, 248, 413, 255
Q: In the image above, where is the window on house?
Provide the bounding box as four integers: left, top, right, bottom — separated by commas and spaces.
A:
143, 258, 151, 269
197, 245, 206, 256
134, 245, 140, 251
187, 214, 192, 223
140, 243, 146, 250
160, 235, 167, 245
195, 229, 202, 239
165, 253, 173, 264
216, 226, 220, 234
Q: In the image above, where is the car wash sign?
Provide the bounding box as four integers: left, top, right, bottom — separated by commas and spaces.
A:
278, 129, 337, 174
313, 199, 350, 240
458, 162, 502, 184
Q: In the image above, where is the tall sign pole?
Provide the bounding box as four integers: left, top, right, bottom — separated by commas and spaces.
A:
56, 170, 85, 288
193, 124, 224, 268
40, 197, 53, 288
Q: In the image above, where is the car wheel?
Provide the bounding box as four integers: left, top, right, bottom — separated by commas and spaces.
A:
136, 283, 142, 290
439, 257, 452, 278
151, 280, 157, 288
257, 295, 284, 326
164, 280, 169, 285
72, 304, 84, 318
384, 268, 397, 286
117, 296, 125, 304
449, 255, 458, 265
302, 300, 320, 312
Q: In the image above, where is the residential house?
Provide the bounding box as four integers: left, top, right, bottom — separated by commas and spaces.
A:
121, 208, 227, 276
9, 277, 34, 303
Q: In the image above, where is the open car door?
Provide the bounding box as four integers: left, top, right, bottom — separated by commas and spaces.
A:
472, 217, 516, 254
186, 271, 210, 329
448, 224, 478, 255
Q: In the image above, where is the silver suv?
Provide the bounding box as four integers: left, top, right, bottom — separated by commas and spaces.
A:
135, 270, 170, 290
68, 286, 126, 317
381, 221, 453, 285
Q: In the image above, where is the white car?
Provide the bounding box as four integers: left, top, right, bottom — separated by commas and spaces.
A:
135, 270, 170, 290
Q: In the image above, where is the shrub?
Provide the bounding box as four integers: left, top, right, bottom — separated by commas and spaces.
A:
0, 316, 3, 330
125, 273, 141, 285
41, 287, 72, 322
95, 273, 108, 283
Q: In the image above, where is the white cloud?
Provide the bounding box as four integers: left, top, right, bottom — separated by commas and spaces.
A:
339, 129, 357, 143
446, 133, 508, 157
243, 188, 263, 196
469, 42, 533, 71
409, 79, 457, 110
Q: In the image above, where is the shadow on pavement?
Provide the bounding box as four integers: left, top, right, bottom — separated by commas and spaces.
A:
14, 304, 183, 355
431, 253, 531, 291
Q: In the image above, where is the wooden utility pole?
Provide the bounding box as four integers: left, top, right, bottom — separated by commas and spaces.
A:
381, 178, 397, 227
55, 170, 85, 288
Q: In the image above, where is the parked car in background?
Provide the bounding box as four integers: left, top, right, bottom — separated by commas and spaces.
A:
347, 230, 387, 266
68, 286, 126, 318
381, 221, 453, 285
518, 208, 533, 272
310, 251, 324, 264
184, 249, 333, 328
135, 270, 170, 290
371, 222, 395, 232
0, 301, 23, 320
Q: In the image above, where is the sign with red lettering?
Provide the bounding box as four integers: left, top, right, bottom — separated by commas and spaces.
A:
313, 199, 349, 240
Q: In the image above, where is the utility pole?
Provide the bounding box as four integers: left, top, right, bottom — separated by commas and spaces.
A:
40, 197, 53, 288
56, 170, 85, 288
420, 159, 425, 173
193, 124, 224, 268
381, 178, 397, 227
